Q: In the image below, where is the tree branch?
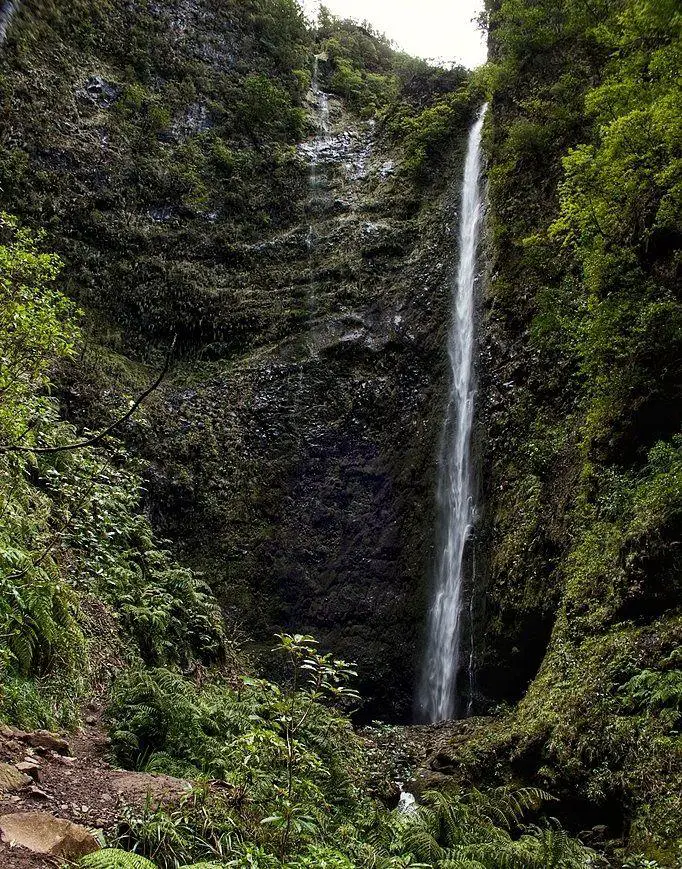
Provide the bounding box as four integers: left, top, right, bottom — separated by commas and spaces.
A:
0, 336, 176, 455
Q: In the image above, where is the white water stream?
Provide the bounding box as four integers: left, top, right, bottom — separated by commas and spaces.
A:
0, 0, 19, 45
418, 104, 487, 723
305, 54, 330, 251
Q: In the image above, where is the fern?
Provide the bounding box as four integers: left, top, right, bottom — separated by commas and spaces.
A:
80, 850, 157, 869
438, 861, 487, 869
472, 786, 555, 830
515, 822, 596, 869
178, 864, 226, 869
371, 784, 596, 869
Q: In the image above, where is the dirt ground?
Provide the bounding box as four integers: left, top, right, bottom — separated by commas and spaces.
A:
0, 713, 191, 867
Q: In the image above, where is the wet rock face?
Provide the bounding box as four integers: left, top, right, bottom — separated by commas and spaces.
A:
78, 75, 121, 108
140, 98, 467, 720
0, 0, 469, 720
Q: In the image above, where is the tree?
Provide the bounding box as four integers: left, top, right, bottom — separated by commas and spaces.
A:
0, 213, 77, 442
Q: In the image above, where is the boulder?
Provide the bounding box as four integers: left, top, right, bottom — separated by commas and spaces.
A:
25, 730, 70, 755
110, 771, 192, 806
15, 761, 41, 782
0, 812, 99, 858
0, 763, 31, 793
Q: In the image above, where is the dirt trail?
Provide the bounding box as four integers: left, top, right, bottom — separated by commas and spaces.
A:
0, 714, 191, 867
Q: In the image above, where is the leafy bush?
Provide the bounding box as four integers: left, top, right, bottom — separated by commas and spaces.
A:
0, 216, 85, 725
237, 75, 306, 143
81, 850, 221, 869
381, 790, 596, 868
87, 782, 595, 868
101, 636, 594, 868
622, 657, 682, 715
0, 213, 77, 438
108, 635, 361, 795
0, 217, 228, 725
318, 14, 399, 117
397, 93, 474, 180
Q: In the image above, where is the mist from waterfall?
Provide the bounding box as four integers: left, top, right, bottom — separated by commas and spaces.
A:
418, 104, 487, 724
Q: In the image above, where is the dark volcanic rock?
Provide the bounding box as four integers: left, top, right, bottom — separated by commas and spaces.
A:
0, 0, 471, 720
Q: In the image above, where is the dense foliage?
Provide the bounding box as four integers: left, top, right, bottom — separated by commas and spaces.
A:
87, 635, 597, 868
0, 215, 227, 727
467, 0, 681, 862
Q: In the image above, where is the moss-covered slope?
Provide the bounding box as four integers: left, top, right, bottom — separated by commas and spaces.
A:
459, 0, 681, 859
0, 1, 477, 718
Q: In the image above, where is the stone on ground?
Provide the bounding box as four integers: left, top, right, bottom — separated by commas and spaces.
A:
0, 811, 100, 858
0, 763, 31, 793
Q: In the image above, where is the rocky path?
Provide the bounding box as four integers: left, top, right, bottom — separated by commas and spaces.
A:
0, 715, 192, 866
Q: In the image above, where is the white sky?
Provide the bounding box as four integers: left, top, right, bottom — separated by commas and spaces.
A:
300, 0, 487, 69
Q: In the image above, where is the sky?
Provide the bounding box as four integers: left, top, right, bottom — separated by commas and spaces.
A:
300, 0, 487, 69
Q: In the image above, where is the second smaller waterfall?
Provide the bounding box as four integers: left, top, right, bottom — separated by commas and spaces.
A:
418, 104, 487, 724
306, 54, 330, 251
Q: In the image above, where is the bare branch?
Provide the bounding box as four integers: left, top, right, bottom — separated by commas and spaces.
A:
0, 336, 177, 455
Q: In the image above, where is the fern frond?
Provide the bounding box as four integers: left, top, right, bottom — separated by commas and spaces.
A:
178, 863, 226, 869
443, 841, 514, 869
398, 824, 444, 864
79, 849, 158, 869
438, 860, 487, 869
473, 786, 554, 830
517, 821, 595, 868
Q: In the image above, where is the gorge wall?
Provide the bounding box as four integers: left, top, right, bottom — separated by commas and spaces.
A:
0, 0, 679, 859
459, 0, 680, 856
0, 0, 477, 719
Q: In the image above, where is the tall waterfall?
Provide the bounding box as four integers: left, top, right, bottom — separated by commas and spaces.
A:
418, 104, 487, 724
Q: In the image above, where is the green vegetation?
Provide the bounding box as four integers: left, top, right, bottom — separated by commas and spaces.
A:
0, 214, 227, 727
237, 74, 307, 143
0, 0, 679, 866
465, 0, 681, 862
316, 8, 398, 117
0, 0, 313, 352
0, 214, 85, 726
385, 81, 473, 180
312, 7, 478, 182
78, 635, 594, 868
315, 9, 478, 180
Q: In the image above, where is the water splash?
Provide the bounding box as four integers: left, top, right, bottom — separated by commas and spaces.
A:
418, 104, 487, 724
397, 783, 417, 815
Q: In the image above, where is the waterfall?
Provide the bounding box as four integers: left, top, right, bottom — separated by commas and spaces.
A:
311, 54, 330, 142
418, 104, 487, 724
0, 0, 19, 45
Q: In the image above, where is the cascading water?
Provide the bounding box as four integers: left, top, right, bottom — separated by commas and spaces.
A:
305, 54, 330, 252
418, 104, 487, 724
0, 0, 19, 45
